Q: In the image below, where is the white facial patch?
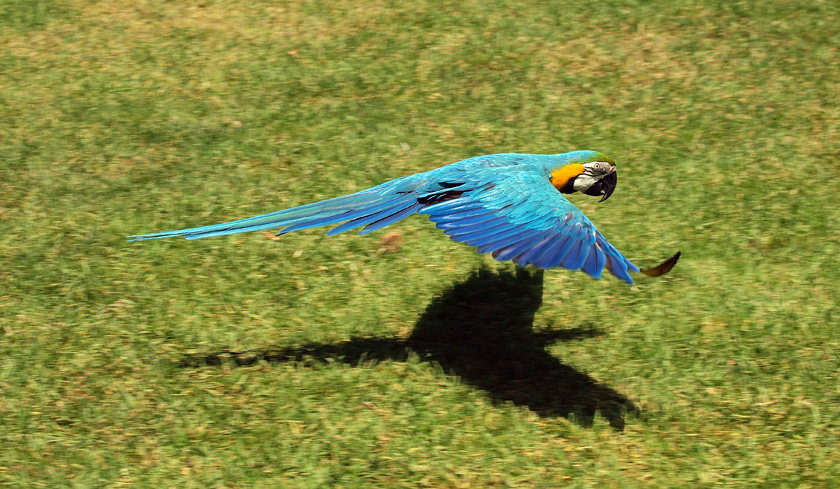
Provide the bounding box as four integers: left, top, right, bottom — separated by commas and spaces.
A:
573, 161, 614, 192
572, 174, 599, 192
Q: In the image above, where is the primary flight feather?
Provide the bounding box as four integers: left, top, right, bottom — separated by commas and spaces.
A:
130, 151, 677, 285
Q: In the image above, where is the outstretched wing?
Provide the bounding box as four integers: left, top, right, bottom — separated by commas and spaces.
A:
419, 168, 641, 284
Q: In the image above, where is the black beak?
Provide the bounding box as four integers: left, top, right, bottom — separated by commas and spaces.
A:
583, 170, 617, 202
599, 171, 617, 202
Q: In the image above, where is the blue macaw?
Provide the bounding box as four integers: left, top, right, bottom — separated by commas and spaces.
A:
130, 151, 679, 284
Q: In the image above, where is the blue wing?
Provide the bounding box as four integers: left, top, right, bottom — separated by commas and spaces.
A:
419, 167, 641, 284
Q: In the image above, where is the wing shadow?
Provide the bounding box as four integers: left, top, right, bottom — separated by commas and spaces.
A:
182, 267, 638, 430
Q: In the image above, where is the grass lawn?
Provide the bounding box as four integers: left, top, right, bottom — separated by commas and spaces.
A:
2, 0, 840, 486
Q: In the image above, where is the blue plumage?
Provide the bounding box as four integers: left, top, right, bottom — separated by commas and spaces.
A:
129, 151, 643, 284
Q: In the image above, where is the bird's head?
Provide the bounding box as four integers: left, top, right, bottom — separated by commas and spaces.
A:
550, 151, 617, 203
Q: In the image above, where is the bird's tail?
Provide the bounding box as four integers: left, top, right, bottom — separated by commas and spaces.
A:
127, 176, 443, 241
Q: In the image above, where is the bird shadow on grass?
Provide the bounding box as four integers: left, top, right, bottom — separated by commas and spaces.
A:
181, 267, 638, 430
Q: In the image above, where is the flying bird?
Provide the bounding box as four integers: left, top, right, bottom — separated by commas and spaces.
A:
130, 151, 679, 284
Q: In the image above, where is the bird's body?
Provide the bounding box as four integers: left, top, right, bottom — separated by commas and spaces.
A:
131, 151, 656, 284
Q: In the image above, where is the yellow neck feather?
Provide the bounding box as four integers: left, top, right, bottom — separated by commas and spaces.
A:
551, 164, 585, 192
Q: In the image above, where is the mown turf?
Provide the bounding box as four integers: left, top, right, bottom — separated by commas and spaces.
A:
2, 0, 840, 486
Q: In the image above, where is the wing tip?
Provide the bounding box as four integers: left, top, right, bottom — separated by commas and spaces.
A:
640, 251, 681, 277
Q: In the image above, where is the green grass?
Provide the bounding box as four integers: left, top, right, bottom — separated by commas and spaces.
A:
2, 0, 840, 486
